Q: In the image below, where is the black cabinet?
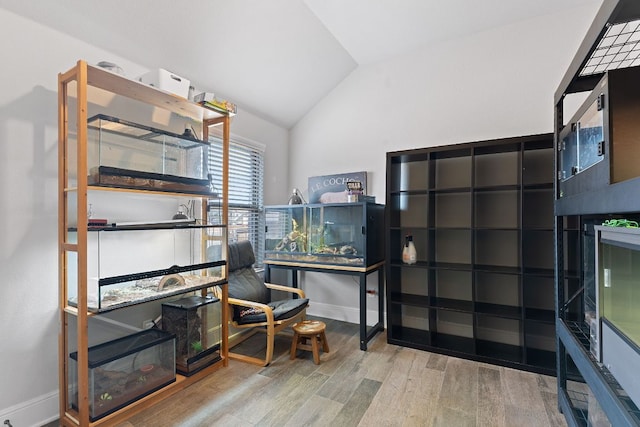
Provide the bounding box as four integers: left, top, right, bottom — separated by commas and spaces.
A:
559, 66, 640, 199
386, 134, 555, 374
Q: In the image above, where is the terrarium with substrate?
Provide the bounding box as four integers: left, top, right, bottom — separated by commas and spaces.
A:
87, 114, 215, 195
162, 294, 222, 376
68, 329, 176, 421
66, 224, 226, 312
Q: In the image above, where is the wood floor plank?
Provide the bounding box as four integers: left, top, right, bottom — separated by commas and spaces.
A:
331, 378, 381, 426
257, 371, 331, 426
433, 406, 476, 427
476, 366, 506, 427
208, 413, 253, 427
315, 323, 363, 375
537, 373, 558, 392
425, 352, 448, 372
437, 357, 478, 420
235, 372, 313, 424
501, 367, 548, 413
361, 337, 403, 383
504, 403, 552, 427
282, 394, 344, 427
541, 390, 569, 427
357, 348, 418, 425
315, 344, 368, 403
401, 350, 445, 427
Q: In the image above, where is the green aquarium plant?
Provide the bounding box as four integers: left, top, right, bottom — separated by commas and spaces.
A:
191, 340, 203, 353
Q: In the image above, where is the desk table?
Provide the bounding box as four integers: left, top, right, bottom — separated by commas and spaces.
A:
264, 260, 385, 351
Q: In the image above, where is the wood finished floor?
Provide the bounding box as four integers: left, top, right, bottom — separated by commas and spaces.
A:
109, 317, 566, 427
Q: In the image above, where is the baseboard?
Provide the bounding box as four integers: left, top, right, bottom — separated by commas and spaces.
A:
306, 300, 385, 327
0, 390, 58, 427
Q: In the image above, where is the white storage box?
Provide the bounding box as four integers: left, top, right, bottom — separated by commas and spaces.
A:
138, 68, 190, 98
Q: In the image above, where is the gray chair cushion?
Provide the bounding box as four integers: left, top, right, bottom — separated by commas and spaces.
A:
228, 267, 271, 304
235, 298, 309, 325
228, 240, 256, 271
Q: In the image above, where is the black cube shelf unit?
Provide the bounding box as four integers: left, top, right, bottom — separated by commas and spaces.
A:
385, 133, 556, 375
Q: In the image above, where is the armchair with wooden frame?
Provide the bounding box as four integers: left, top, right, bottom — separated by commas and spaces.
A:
224, 240, 308, 366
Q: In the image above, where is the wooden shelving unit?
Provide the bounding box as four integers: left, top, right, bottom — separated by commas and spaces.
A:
385, 133, 556, 374
58, 60, 232, 426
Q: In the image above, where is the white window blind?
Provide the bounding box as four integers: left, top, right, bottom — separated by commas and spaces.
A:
208, 136, 265, 265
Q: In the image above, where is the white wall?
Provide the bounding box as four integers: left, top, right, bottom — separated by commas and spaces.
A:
289, 5, 600, 322
0, 7, 288, 426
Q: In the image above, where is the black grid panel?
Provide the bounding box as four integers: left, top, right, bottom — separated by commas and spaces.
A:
581, 19, 640, 76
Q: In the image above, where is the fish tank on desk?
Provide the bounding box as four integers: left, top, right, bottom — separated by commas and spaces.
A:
264, 202, 384, 267
87, 114, 214, 195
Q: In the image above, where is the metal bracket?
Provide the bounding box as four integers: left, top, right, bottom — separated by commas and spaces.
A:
597, 93, 605, 111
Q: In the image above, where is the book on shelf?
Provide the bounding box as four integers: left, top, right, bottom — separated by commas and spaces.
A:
193, 92, 215, 103
198, 98, 237, 115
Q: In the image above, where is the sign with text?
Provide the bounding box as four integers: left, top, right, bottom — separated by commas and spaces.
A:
308, 171, 367, 203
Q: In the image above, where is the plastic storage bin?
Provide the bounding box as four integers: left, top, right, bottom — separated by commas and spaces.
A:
162, 294, 222, 376
69, 329, 176, 421
138, 68, 190, 98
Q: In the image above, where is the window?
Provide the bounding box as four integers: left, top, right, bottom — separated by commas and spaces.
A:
208, 134, 265, 266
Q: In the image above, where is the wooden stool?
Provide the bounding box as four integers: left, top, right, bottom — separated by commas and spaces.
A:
290, 320, 330, 365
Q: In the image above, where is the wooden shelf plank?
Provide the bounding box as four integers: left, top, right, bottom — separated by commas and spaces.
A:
85, 64, 228, 122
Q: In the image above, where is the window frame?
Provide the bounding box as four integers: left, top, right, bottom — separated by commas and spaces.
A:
208, 131, 265, 266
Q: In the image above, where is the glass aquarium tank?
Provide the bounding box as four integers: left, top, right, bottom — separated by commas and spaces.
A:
87, 114, 213, 194
68, 329, 176, 421
66, 224, 227, 312
264, 202, 384, 267
595, 225, 640, 408
596, 225, 640, 346
162, 294, 222, 376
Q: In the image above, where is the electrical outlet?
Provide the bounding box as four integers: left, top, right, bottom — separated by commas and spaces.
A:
143, 319, 155, 329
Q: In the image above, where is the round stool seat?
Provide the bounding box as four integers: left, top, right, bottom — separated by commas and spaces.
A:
290, 320, 329, 364
293, 320, 326, 335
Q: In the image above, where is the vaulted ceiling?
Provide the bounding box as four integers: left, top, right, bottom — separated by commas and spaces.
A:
0, 0, 601, 128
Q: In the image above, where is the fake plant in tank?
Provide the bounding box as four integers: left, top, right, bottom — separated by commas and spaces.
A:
190, 341, 203, 353
273, 218, 307, 253
100, 392, 112, 401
